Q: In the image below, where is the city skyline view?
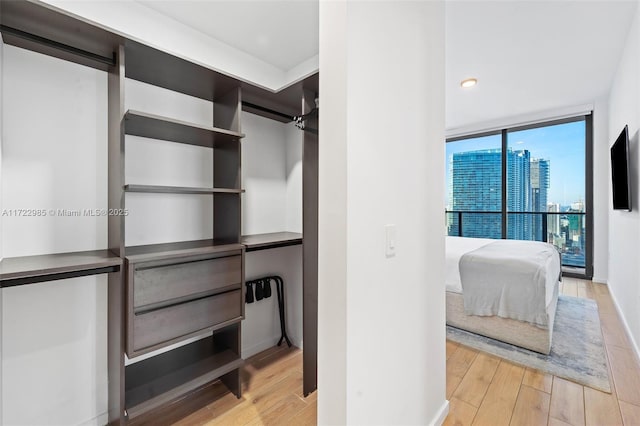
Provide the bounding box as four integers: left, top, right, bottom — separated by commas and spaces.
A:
445, 120, 587, 267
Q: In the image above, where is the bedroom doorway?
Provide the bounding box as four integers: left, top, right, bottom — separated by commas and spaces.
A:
445, 114, 593, 278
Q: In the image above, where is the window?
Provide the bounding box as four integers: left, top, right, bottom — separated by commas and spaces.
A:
445, 116, 592, 277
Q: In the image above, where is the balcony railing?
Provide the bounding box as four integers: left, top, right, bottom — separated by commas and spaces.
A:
445, 210, 586, 268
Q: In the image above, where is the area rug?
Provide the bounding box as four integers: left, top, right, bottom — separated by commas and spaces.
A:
446, 295, 611, 392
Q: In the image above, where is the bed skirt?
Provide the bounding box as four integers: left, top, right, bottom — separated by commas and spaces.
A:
446, 282, 559, 355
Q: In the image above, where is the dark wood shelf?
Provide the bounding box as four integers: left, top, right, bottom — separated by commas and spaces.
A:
125, 40, 240, 103
0, 250, 122, 287
125, 337, 242, 419
124, 110, 245, 148
241, 232, 303, 252
124, 184, 243, 195
125, 240, 244, 263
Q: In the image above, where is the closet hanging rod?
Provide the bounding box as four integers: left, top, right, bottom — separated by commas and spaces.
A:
0, 25, 116, 67
241, 101, 294, 122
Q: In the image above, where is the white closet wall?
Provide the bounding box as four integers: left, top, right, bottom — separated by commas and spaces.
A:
2, 45, 109, 426
241, 112, 303, 358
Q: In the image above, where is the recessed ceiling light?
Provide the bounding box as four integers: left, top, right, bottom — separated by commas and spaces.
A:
461, 78, 478, 88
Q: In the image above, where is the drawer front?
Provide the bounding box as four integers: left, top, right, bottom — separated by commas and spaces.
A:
133, 255, 241, 309
133, 289, 242, 352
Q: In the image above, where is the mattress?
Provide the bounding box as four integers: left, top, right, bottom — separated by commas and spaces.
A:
446, 236, 559, 313
445, 236, 561, 354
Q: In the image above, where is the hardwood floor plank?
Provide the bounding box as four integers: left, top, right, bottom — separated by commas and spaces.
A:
581, 282, 598, 300
522, 368, 553, 394
576, 281, 592, 300
562, 281, 578, 297
208, 371, 303, 426
444, 397, 478, 426
283, 400, 318, 426
548, 418, 573, 426
584, 387, 623, 426
619, 401, 640, 426
607, 346, 640, 406
549, 377, 585, 426
447, 345, 479, 398
591, 282, 610, 295
509, 385, 550, 426
453, 353, 500, 407
593, 292, 616, 315
447, 340, 460, 360
472, 361, 524, 426
600, 313, 631, 349
242, 351, 303, 394
244, 393, 308, 426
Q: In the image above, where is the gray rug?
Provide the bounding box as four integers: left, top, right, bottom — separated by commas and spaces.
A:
447, 295, 611, 392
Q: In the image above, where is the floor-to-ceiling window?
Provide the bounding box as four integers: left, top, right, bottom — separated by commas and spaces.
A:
445, 115, 593, 277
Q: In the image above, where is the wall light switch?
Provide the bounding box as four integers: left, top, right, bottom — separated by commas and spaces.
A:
385, 224, 396, 258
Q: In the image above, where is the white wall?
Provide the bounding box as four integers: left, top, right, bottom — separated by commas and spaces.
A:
244, 246, 303, 358
124, 79, 214, 247
286, 124, 303, 233
319, 2, 447, 425
607, 2, 640, 358
241, 112, 303, 357
592, 97, 610, 283
2, 45, 108, 425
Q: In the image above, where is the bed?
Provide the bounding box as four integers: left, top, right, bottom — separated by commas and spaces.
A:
445, 236, 561, 354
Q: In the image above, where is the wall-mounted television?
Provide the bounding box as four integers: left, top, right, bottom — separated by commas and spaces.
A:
611, 125, 631, 211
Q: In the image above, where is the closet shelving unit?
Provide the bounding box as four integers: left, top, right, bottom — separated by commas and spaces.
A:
113, 39, 249, 419
0, 0, 318, 422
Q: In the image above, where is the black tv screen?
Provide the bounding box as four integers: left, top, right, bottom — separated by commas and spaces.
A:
611, 125, 631, 211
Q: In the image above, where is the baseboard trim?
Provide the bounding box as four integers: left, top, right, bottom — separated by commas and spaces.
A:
592, 276, 607, 284
429, 400, 450, 426
609, 290, 640, 365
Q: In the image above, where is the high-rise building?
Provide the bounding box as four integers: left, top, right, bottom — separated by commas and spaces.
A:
450, 149, 502, 238
531, 158, 550, 241
507, 150, 531, 240
548, 202, 561, 240
449, 148, 550, 241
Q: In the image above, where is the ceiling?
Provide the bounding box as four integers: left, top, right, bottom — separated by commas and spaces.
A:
446, 0, 638, 130
134, 1, 637, 129
136, 0, 319, 72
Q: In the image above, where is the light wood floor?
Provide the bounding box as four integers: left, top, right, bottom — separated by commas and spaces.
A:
134, 278, 640, 426
445, 279, 640, 426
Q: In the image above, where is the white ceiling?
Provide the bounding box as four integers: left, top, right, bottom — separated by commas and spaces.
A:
136, 0, 319, 71
134, 1, 637, 129
446, 0, 638, 130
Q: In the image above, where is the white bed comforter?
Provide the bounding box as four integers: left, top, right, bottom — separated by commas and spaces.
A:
446, 236, 560, 329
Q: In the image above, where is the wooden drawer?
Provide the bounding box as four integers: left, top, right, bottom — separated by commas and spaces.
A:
132, 255, 242, 309
132, 289, 242, 352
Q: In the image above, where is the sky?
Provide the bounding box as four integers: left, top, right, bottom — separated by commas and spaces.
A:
445, 120, 586, 208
